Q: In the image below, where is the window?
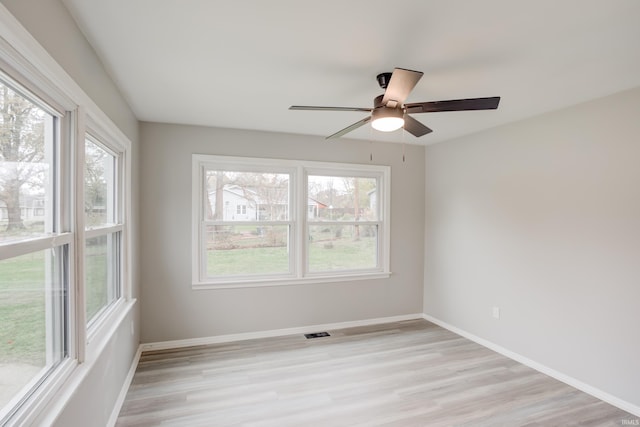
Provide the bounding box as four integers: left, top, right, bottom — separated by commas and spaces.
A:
0, 17, 132, 422
0, 76, 70, 423
193, 155, 390, 287
199, 165, 294, 280
84, 137, 122, 326
307, 174, 380, 273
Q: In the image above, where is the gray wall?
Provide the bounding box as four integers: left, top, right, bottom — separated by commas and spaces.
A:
1, 1, 141, 425
0, 0, 138, 143
139, 123, 425, 343
424, 87, 640, 408
49, 326, 139, 426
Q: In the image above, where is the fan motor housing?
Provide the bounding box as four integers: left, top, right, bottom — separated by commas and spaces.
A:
373, 94, 385, 108
374, 94, 402, 111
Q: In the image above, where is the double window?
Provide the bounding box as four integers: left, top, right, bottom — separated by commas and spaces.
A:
192, 155, 390, 287
0, 69, 128, 423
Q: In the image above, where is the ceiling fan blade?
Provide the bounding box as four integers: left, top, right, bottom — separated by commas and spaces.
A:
403, 115, 433, 137
381, 68, 424, 106
326, 116, 372, 140
405, 96, 501, 114
290, 105, 372, 112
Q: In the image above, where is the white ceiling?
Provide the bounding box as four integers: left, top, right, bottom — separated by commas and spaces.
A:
61, 0, 640, 145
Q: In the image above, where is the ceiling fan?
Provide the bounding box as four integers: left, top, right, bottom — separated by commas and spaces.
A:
289, 67, 500, 139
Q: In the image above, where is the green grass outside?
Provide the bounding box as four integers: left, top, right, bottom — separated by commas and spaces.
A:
207, 226, 377, 276
207, 246, 290, 276
85, 241, 109, 322
0, 245, 108, 366
0, 251, 46, 366
309, 235, 376, 272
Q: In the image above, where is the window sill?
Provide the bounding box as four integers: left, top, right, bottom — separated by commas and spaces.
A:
86, 297, 135, 355
192, 272, 392, 290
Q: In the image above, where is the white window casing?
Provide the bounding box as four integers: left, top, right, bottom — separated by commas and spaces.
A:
0, 5, 135, 425
192, 154, 391, 289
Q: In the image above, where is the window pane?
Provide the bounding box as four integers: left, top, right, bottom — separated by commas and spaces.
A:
0, 249, 66, 411
85, 140, 116, 227
308, 225, 378, 272
86, 233, 119, 323
205, 225, 290, 277
307, 176, 378, 221
204, 171, 290, 221
0, 81, 54, 243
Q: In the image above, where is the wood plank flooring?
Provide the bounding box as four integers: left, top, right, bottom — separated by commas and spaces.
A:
117, 320, 636, 426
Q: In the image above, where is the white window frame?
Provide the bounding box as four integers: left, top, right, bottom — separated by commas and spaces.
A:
194, 156, 298, 284
305, 167, 387, 277
82, 133, 125, 335
79, 114, 133, 358
0, 68, 76, 426
192, 154, 391, 289
0, 5, 135, 425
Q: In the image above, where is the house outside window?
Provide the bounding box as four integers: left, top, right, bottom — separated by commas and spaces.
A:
306, 174, 380, 273
192, 155, 390, 288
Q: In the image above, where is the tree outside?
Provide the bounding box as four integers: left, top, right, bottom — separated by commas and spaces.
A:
0, 83, 50, 240
0, 80, 52, 410
84, 139, 112, 226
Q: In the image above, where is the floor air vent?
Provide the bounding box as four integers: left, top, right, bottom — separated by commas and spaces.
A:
304, 332, 330, 339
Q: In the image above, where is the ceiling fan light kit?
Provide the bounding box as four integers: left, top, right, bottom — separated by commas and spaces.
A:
371, 107, 404, 132
290, 67, 501, 140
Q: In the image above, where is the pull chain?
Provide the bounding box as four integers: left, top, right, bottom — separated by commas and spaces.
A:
402, 125, 406, 163
369, 123, 374, 162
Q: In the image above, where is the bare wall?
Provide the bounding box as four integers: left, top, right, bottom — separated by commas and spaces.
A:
424, 87, 640, 408
139, 123, 425, 343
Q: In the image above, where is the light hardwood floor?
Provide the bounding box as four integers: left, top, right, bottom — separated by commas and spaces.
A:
117, 320, 636, 426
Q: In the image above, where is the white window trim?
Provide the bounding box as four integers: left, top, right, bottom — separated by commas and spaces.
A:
192, 154, 391, 289
0, 4, 136, 425
0, 75, 75, 426
82, 132, 126, 337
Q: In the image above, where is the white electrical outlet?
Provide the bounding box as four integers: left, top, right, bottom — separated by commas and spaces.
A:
492, 306, 500, 319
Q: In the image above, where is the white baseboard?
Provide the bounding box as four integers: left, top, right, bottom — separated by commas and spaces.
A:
107, 345, 142, 427
140, 313, 423, 352
422, 313, 640, 418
